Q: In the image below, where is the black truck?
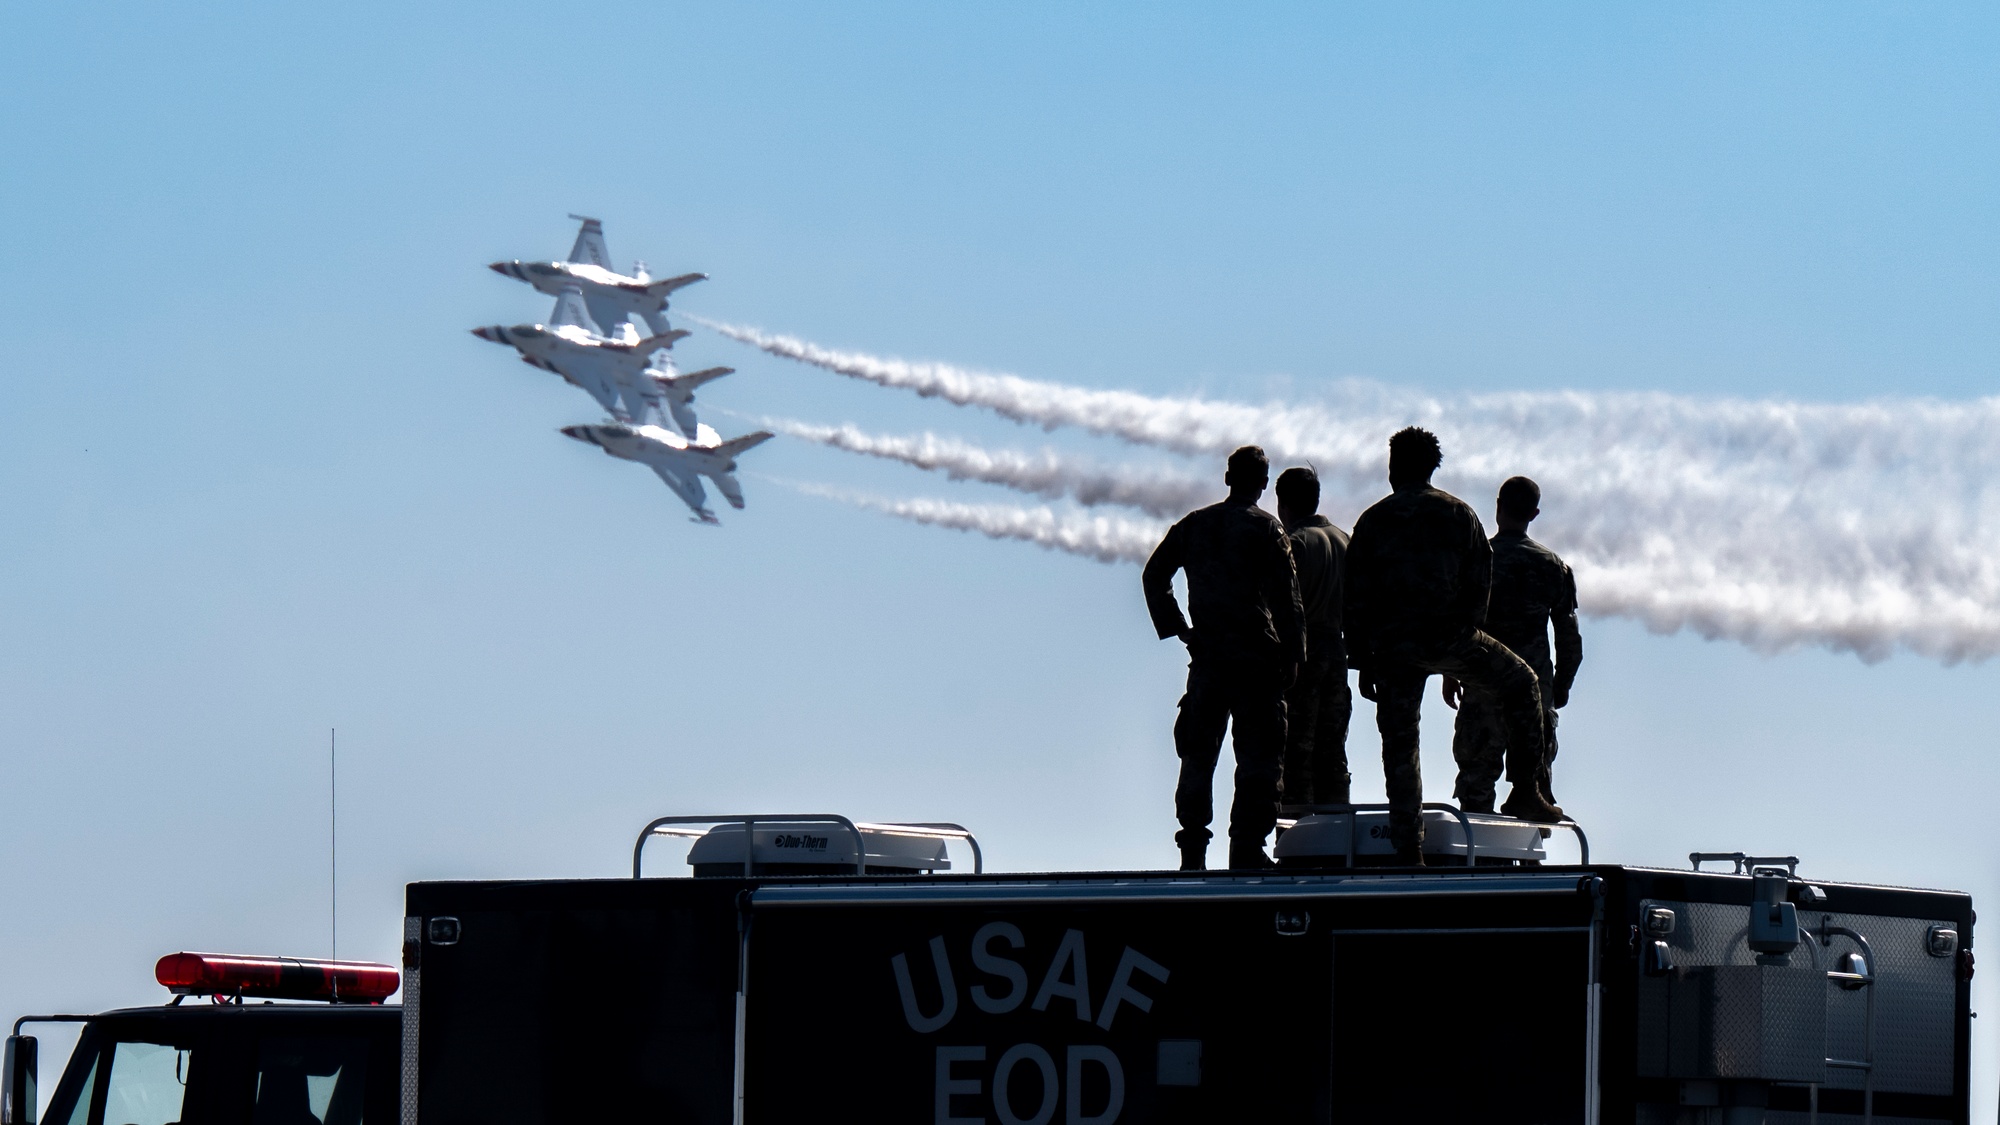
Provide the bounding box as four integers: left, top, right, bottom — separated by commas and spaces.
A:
6, 810, 1974, 1124
5, 955, 400, 1125
399, 811, 1975, 1125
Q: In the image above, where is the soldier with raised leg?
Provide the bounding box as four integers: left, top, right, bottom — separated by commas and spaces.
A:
1345, 429, 1561, 866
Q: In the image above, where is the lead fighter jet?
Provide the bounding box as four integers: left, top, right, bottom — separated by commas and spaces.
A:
561, 421, 774, 525
489, 215, 704, 341
472, 285, 687, 423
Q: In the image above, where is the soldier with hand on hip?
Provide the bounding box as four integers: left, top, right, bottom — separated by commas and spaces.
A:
1274, 466, 1353, 810
1143, 446, 1305, 872
1344, 428, 1562, 866
1442, 476, 1582, 812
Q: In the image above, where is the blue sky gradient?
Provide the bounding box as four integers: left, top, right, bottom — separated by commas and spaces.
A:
3, 1, 1995, 1110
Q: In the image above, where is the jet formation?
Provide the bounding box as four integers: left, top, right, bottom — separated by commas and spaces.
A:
475, 216, 771, 524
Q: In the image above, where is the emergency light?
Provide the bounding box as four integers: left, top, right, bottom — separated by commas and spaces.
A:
154, 952, 399, 1004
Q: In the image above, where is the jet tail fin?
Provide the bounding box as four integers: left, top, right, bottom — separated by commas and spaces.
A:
645, 272, 707, 298
713, 472, 747, 510
549, 285, 601, 333
566, 215, 612, 268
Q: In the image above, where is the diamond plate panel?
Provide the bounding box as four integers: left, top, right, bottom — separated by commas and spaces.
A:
402, 915, 421, 1125
1807, 912, 1957, 1096
1639, 901, 1960, 1096
1642, 965, 1825, 1082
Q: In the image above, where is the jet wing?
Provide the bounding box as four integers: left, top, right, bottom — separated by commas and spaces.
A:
713, 431, 775, 460
649, 462, 715, 522
643, 272, 707, 298
567, 215, 612, 268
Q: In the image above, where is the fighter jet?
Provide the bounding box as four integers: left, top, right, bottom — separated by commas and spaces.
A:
489, 215, 705, 341
472, 285, 688, 423
645, 357, 735, 439
560, 421, 774, 525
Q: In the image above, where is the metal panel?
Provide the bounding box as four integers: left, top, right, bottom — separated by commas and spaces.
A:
1636, 901, 1959, 1096
1637, 965, 1824, 1082
400, 915, 420, 1125
1705, 966, 1825, 1082
1809, 911, 1958, 1096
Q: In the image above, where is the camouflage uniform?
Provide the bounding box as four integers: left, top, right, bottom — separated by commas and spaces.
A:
1282, 515, 1353, 807
1143, 498, 1305, 857
1452, 530, 1582, 810
1344, 485, 1547, 851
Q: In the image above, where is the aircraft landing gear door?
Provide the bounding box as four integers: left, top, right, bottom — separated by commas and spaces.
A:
1328, 928, 1594, 1125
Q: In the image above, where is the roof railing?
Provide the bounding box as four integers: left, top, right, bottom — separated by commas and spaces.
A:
1689, 852, 1800, 876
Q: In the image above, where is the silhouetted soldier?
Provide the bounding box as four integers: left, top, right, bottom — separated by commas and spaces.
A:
1144, 446, 1305, 871
1275, 466, 1353, 808
1345, 429, 1561, 864
1443, 476, 1582, 811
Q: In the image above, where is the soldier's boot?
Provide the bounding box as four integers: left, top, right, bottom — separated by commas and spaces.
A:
1456, 789, 1496, 815
1227, 841, 1275, 870
1179, 844, 1206, 872
1500, 785, 1565, 824
1389, 822, 1426, 867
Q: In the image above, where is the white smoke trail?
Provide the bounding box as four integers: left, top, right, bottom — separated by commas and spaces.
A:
790, 482, 1166, 566
715, 321, 2000, 664
695, 317, 1299, 458
766, 418, 1214, 518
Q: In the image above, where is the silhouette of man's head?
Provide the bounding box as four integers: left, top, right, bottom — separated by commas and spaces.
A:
1497, 475, 1541, 528
1225, 445, 1270, 500
1275, 466, 1320, 522
1387, 427, 1443, 489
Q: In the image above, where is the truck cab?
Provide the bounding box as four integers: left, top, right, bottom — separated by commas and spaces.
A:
6, 954, 400, 1125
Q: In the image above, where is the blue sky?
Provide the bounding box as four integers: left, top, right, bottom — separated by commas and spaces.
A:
2, 0, 1996, 1110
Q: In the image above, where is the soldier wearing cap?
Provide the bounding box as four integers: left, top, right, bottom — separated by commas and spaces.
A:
1274, 465, 1353, 809
1443, 476, 1582, 812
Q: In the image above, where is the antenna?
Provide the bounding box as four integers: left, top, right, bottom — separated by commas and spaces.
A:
330, 727, 337, 962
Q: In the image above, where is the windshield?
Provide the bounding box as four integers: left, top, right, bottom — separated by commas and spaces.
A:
47, 1036, 189, 1125
43, 1023, 378, 1125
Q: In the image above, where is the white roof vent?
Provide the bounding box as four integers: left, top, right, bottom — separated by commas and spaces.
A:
1273, 804, 1588, 867
632, 814, 982, 878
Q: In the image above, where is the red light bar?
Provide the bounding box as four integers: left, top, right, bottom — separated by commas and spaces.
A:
155, 952, 399, 1004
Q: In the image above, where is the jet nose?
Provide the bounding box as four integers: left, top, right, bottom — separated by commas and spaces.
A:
559, 425, 590, 443
487, 261, 511, 275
